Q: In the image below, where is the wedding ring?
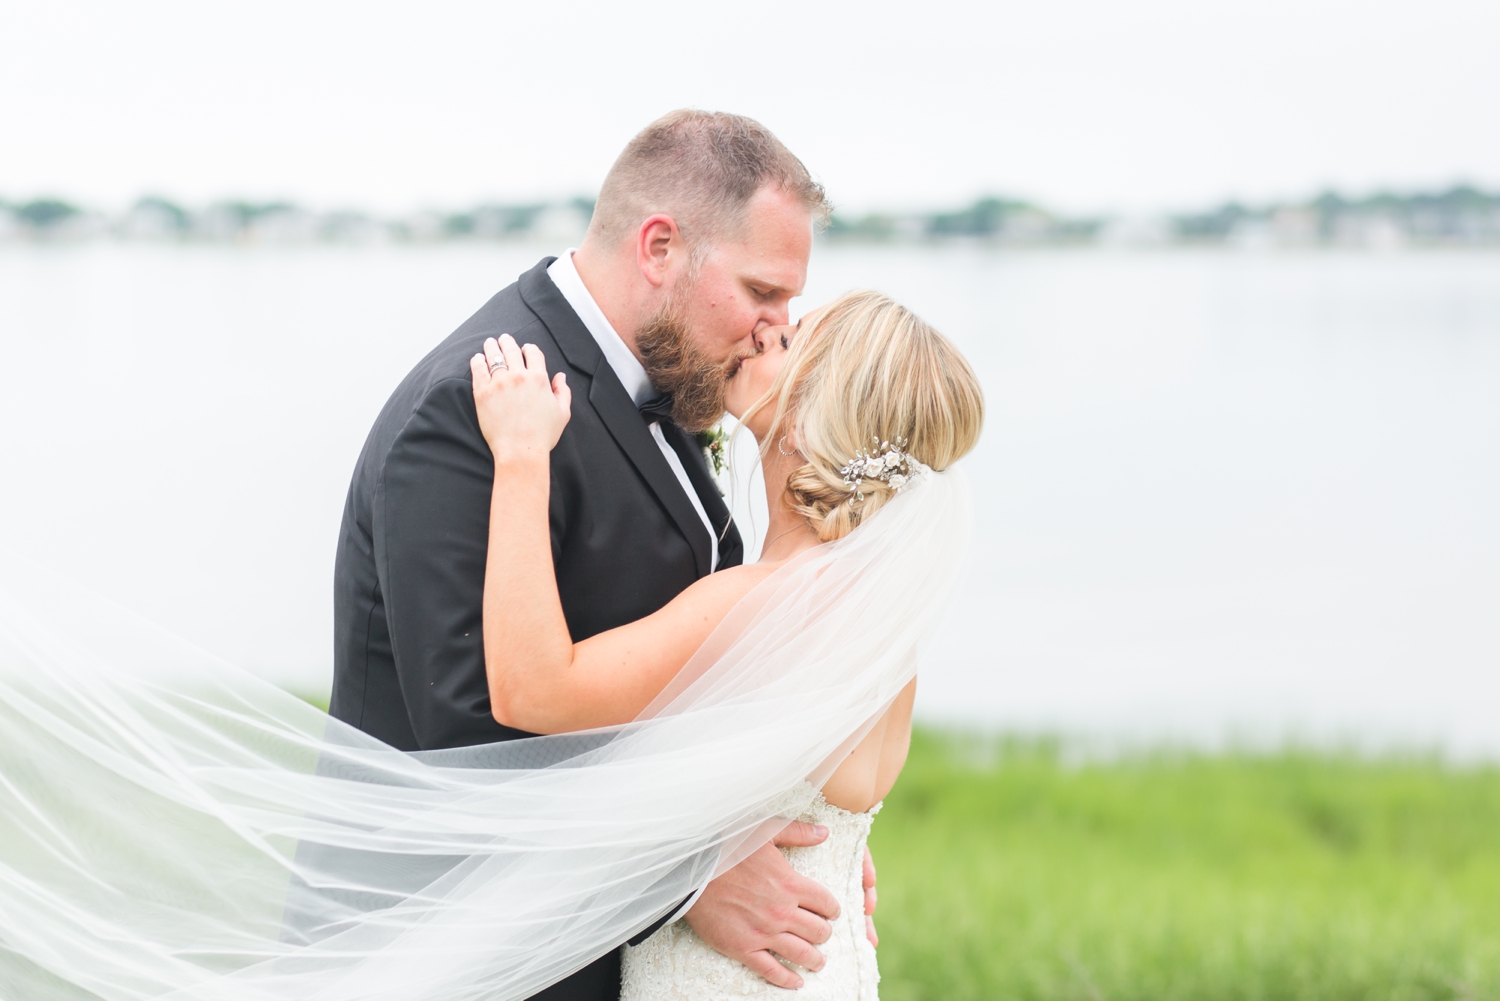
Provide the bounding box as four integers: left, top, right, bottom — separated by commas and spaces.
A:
489, 359, 508, 374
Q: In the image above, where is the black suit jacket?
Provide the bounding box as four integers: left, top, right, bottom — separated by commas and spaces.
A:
330, 257, 743, 999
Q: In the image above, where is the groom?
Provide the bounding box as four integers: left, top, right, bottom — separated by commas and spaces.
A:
332, 111, 854, 998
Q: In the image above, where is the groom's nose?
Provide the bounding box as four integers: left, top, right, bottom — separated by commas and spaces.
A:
750, 310, 785, 341
764, 299, 791, 328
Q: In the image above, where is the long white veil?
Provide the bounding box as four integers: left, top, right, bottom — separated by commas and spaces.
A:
0, 468, 970, 1001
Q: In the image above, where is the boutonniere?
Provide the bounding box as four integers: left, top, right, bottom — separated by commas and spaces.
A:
696, 423, 729, 477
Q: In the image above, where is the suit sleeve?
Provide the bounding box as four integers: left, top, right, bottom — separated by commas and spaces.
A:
373, 375, 549, 749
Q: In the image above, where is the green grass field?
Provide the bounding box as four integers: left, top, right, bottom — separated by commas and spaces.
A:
869, 730, 1500, 1001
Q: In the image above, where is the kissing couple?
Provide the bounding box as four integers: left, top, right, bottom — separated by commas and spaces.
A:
0, 110, 983, 1001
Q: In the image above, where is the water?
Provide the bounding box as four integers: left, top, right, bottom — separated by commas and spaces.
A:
2, 243, 1497, 754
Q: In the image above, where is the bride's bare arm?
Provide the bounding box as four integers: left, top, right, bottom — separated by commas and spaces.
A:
471, 334, 769, 735
491, 560, 770, 734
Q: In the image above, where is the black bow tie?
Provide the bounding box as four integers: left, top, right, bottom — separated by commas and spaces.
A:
638, 394, 675, 424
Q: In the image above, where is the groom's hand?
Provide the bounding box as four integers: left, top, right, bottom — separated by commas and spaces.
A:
684, 820, 840, 990
863, 845, 878, 948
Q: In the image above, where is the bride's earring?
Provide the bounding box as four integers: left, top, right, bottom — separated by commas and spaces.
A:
778, 435, 797, 457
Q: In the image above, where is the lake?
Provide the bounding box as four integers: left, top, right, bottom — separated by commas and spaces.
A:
1, 243, 1496, 754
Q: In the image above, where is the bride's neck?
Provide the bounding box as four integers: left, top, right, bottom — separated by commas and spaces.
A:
757, 447, 820, 563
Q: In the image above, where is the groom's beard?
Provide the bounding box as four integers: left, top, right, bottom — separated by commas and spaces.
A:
636, 294, 738, 434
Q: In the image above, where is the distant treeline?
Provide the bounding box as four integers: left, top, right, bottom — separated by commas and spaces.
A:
826, 186, 1500, 247
4, 187, 1498, 248
0, 196, 602, 246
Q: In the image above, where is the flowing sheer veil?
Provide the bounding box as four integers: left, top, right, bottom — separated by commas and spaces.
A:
0, 467, 970, 1001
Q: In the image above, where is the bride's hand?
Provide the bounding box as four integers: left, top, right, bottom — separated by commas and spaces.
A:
470, 334, 571, 466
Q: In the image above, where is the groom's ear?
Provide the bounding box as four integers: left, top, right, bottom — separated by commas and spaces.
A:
636, 214, 683, 289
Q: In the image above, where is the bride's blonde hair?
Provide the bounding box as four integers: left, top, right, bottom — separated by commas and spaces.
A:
744, 290, 985, 541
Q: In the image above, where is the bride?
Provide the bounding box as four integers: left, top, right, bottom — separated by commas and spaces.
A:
470, 289, 982, 999
0, 290, 982, 1000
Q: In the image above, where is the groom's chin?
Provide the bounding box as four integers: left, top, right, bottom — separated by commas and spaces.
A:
672, 409, 727, 435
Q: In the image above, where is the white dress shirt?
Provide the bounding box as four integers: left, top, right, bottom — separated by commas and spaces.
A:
547, 251, 720, 571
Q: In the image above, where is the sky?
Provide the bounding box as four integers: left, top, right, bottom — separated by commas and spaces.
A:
3, 0, 1498, 216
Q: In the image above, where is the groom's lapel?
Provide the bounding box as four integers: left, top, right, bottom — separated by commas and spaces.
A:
518, 260, 714, 578
660, 423, 743, 570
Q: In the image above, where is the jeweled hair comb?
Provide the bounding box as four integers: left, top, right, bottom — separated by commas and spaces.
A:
839, 436, 915, 501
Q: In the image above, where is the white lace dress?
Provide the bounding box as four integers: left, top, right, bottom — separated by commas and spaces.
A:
620, 793, 881, 1001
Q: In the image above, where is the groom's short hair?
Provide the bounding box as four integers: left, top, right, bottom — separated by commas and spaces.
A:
589, 110, 830, 253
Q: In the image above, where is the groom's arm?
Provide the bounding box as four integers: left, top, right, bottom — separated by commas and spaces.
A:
375, 374, 555, 749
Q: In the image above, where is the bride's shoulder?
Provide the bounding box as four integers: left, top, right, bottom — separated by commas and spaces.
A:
687, 561, 778, 598
662, 549, 815, 627
663, 561, 778, 617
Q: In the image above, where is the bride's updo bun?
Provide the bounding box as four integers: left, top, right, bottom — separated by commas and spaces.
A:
751, 290, 985, 542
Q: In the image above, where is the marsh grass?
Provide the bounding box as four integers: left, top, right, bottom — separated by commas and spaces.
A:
870, 730, 1500, 1001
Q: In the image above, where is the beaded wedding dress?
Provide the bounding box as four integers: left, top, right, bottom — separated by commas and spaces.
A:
623, 790, 881, 1001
